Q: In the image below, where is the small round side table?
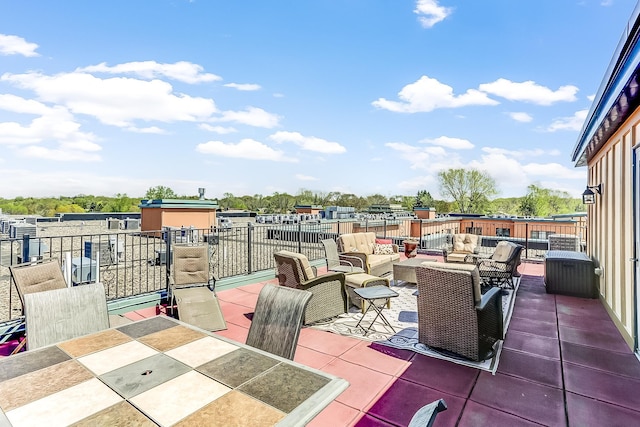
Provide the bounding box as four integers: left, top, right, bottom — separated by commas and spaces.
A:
403, 240, 419, 258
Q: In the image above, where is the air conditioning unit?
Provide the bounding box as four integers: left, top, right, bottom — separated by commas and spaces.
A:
107, 218, 121, 230
154, 248, 172, 265
10, 224, 37, 239
110, 236, 124, 262
71, 257, 97, 284
18, 238, 49, 263
85, 240, 114, 266
123, 218, 139, 230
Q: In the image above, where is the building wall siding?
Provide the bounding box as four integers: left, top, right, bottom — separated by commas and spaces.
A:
587, 110, 638, 348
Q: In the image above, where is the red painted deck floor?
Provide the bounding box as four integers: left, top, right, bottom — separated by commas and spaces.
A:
11, 258, 640, 426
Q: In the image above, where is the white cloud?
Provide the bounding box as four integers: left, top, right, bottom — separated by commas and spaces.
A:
479, 78, 578, 105
482, 147, 561, 159
295, 174, 317, 181
508, 112, 533, 122
601, 0, 613, 6
77, 61, 221, 84
216, 107, 281, 128
269, 131, 347, 154
18, 145, 101, 162
421, 136, 473, 150
0, 34, 39, 57
2, 71, 217, 127
0, 98, 100, 162
224, 83, 261, 91
126, 126, 167, 134
414, 0, 452, 28
372, 75, 498, 113
0, 94, 50, 115
587, 94, 595, 101
199, 124, 238, 134
196, 138, 297, 162
385, 141, 455, 171
546, 109, 588, 132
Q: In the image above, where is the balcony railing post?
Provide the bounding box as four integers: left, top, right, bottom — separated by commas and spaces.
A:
22, 233, 30, 263
297, 221, 302, 253
525, 223, 529, 259
164, 227, 172, 291
383, 219, 387, 238
247, 223, 253, 274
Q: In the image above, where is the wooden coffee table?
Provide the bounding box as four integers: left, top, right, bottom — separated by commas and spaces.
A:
393, 257, 437, 284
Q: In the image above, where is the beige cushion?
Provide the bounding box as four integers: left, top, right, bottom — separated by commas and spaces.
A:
429, 262, 482, 303
277, 250, 315, 279
492, 241, 516, 262
173, 246, 209, 285
374, 243, 394, 255
452, 233, 478, 253
368, 253, 400, 269
338, 232, 377, 254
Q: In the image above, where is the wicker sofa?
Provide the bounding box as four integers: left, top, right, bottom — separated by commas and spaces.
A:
336, 232, 400, 277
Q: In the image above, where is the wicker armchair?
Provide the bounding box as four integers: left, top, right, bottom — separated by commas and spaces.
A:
273, 250, 348, 324
415, 263, 503, 361
477, 241, 523, 288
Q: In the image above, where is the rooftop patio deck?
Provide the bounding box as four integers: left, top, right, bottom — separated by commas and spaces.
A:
118, 257, 640, 426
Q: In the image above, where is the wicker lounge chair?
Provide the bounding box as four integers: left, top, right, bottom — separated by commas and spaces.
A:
168, 245, 226, 331
477, 241, 523, 288
273, 250, 348, 324
246, 283, 312, 360
24, 283, 110, 350
320, 238, 364, 274
415, 263, 503, 361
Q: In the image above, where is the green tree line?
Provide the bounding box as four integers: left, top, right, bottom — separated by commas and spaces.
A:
0, 173, 585, 217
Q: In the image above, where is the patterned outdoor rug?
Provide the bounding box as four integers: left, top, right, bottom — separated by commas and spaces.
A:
310, 277, 519, 374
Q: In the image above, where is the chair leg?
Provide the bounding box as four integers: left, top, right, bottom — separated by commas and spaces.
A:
10, 337, 27, 355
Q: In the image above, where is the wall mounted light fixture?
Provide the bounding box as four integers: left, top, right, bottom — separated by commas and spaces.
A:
582, 183, 602, 205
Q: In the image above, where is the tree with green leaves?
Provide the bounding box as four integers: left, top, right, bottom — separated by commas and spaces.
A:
437, 168, 498, 214
145, 186, 177, 200
413, 190, 435, 209
518, 184, 582, 217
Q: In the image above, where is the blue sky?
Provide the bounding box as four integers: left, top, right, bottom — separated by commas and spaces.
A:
0, 0, 636, 200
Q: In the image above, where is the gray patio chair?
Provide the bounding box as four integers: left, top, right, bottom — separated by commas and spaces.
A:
246, 283, 312, 360
9, 258, 131, 353
416, 263, 503, 361
168, 245, 226, 331
9, 258, 67, 307
273, 250, 348, 324
24, 283, 110, 350
320, 238, 364, 274
408, 399, 447, 427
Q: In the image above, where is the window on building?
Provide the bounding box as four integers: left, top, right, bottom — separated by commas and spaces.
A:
465, 227, 482, 235
531, 230, 555, 239
496, 228, 510, 237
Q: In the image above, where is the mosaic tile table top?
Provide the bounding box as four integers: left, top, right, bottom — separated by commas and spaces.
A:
0, 316, 348, 427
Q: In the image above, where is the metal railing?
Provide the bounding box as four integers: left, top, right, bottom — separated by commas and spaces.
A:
0, 217, 585, 323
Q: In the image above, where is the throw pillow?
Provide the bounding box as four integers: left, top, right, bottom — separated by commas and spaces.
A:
374, 243, 394, 255
375, 238, 393, 244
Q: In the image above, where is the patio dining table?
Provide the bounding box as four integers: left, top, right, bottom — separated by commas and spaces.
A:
0, 316, 348, 426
